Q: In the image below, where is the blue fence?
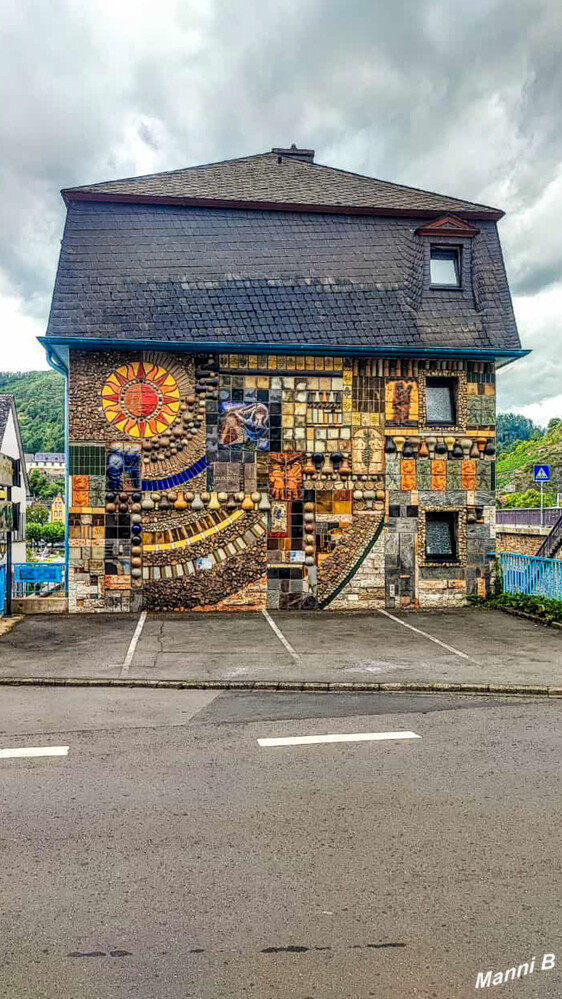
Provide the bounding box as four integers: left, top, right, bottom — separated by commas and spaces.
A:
12, 562, 65, 599
0, 565, 6, 616
496, 552, 562, 600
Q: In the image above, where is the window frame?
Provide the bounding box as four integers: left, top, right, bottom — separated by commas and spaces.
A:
424, 511, 458, 563
429, 244, 462, 289
425, 376, 457, 428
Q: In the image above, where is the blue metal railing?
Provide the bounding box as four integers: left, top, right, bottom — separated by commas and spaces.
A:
12, 562, 65, 599
0, 565, 6, 615
495, 552, 562, 600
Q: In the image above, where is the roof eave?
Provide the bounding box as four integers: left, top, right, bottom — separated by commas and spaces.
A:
60, 189, 504, 221
40, 336, 527, 363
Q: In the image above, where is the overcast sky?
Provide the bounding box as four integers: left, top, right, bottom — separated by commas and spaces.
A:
1, 0, 562, 421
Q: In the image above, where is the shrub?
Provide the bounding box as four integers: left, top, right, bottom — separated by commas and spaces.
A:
470, 591, 562, 624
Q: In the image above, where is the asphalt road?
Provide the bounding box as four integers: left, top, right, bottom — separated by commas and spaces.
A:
1, 688, 561, 998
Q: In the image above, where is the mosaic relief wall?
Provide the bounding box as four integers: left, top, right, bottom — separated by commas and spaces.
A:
67, 351, 496, 612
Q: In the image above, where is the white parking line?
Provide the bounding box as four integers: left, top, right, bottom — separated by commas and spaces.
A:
120, 610, 147, 675
261, 609, 302, 663
258, 731, 421, 747
377, 608, 482, 665
0, 746, 69, 759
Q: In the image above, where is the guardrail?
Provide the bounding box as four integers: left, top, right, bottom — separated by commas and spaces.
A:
12, 562, 65, 599
496, 507, 561, 527
495, 551, 562, 600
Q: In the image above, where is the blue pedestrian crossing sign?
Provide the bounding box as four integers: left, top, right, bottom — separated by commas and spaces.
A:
533, 464, 551, 482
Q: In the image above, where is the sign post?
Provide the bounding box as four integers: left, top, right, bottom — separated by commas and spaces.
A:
533, 464, 551, 527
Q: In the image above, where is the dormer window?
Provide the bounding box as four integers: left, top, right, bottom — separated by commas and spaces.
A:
430, 247, 461, 287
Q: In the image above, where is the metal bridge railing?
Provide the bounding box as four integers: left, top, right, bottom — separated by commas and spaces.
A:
496, 507, 561, 527
495, 551, 562, 600
12, 563, 65, 599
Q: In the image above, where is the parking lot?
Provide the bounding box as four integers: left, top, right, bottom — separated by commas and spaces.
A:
0, 607, 560, 687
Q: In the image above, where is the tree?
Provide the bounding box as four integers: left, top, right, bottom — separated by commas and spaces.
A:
498, 488, 556, 509
26, 522, 44, 544
28, 503, 49, 524
0, 370, 64, 453
496, 413, 539, 453
42, 522, 65, 543
29, 469, 65, 502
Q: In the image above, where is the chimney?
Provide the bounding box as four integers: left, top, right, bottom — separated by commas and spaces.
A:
272, 143, 315, 163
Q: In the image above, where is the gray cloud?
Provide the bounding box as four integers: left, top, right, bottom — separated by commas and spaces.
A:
1, 0, 562, 402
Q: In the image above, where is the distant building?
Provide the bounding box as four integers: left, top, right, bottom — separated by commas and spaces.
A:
50, 494, 65, 524
24, 453, 65, 479
0, 395, 28, 563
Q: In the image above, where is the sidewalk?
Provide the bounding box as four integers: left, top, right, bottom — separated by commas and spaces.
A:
0, 608, 560, 696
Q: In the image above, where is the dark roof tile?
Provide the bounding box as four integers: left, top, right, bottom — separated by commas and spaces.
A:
46, 202, 521, 354
63, 151, 502, 218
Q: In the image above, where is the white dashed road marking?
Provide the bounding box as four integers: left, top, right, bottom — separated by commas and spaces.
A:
261, 609, 302, 664
377, 608, 482, 665
0, 746, 69, 759
258, 731, 421, 747
120, 610, 147, 675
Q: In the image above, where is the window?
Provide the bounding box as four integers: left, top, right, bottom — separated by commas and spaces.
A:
426, 377, 456, 425
425, 512, 458, 561
430, 247, 460, 287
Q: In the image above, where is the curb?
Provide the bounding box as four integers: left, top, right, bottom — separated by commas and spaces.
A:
0, 615, 24, 638
495, 606, 562, 631
0, 676, 560, 697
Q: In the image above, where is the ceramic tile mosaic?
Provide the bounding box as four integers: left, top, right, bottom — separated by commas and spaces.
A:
66, 351, 497, 612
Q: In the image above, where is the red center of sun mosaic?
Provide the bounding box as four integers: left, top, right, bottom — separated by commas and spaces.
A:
121, 380, 161, 419
101, 360, 181, 438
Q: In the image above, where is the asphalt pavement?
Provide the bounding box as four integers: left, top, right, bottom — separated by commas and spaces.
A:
1, 607, 561, 688
1, 687, 561, 998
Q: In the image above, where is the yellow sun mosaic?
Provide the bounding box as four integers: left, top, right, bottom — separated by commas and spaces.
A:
101, 360, 181, 438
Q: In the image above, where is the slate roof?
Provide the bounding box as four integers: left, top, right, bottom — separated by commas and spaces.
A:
62, 150, 503, 220
31, 453, 65, 463
46, 201, 521, 354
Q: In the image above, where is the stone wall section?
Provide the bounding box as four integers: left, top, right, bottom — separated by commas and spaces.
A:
495, 528, 547, 556
329, 528, 386, 609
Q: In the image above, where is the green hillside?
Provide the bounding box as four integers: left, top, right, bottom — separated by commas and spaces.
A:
497, 420, 562, 496
0, 371, 64, 453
